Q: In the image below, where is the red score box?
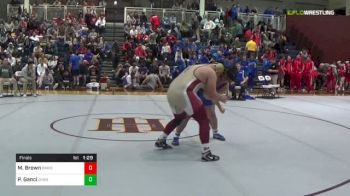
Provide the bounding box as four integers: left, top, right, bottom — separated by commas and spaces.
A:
84, 162, 97, 175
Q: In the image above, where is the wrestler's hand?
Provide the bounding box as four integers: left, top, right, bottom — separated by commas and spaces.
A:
219, 106, 225, 114
219, 94, 228, 103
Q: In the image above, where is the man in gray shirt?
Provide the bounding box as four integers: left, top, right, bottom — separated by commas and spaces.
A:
139, 73, 163, 91
20, 60, 37, 97
0, 59, 18, 97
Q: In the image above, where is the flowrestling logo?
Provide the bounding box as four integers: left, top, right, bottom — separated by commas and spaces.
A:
287, 10, 335, 16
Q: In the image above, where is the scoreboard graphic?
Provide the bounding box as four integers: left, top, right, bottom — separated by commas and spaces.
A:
16, 154, 97, 186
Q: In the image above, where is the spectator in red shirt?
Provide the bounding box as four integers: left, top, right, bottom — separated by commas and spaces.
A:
261, 48, 276, 61
337, 63, 346, 93
303, 56, 315, 92
345, 61, 350, 88
244, 29, 252, 42
150, 15, 161, 32
278, 55, 287, 88
326, 64, 337, 93
134, 44, 147, 59
291, 55, 303, 91
122, 39, 133, 61
285, 55, 293, 88
166, 33, 177, 45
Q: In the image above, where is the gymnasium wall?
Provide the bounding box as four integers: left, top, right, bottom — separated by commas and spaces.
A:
328, 0, 346, 9
286, 16, 350, 63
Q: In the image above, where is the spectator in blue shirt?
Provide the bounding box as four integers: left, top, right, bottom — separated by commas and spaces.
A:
84, 49, 94, 63
263, 58, 272, 75
187, 52, 198, 66
175, 56, 186, 73
199, 53, 210, 64
247, 56, 257, 89
69, 51, 81, 87
232, 63, 248, 100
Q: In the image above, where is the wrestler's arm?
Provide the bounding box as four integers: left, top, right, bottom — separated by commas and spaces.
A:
204, 69, 227, 103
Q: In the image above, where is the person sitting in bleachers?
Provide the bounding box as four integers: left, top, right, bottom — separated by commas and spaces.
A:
0, 59, 19, 97
41, 68, 54, 89
20, 60, 37, 97
139, 71, 163, 91
231, 63, 248, 100
158, 62, 171, 85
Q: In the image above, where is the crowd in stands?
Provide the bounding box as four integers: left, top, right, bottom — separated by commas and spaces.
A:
1, 2, 349, 98
120, 7, 349, 97
0, 1, 109, 97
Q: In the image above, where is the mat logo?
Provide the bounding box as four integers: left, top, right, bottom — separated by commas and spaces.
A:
90, 117, 165, 133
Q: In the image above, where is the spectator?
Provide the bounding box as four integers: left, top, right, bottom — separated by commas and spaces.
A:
202, 18, 216, 40
140, 12, 147, 26
20, 60, 37, 97
95, 16, 106, 35
88, 63, 99, 82
41, 68, 54, 89
268, 59, 279, 87
69, 51, 81, 87
36, 57, 48, 87
232, 63, 248, 100
66, 0, 77, 5
278, 55, 287, 88
290, 55, 303, 91
245, 37, 257, 58
139, 72, 163, 91
111, 40, 120, 68
158, 62, 171, 85
0, 59, 18, 97
80, 60, 89, 86
123, 71, 136, 90
114, 64, 126, 87
134, 43, 147, 59
161, 42, 171, 60
303, 56, 315, 92
150, 14, 161, 32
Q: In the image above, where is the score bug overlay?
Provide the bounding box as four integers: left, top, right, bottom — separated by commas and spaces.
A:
16, 154, 97, 186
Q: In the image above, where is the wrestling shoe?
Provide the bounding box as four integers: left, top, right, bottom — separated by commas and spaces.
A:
155, 139, 172, 149
201, 151, 220, 162
213, 133, 226, 141
171, 136, 180, 146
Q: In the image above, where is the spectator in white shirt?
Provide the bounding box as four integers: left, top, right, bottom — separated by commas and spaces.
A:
95, 16, 106, 35
202, 19, 216, 40
36, 57, 48, 87
123, 71, 136, 90
129, 62, 140, 82
161, 42, 171, 60
158, 63, 171, 85
129, 26, 137, 38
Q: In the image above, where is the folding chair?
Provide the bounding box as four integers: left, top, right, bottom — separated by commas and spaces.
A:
63, 80, 70, 90
256, 75, 267, 98
15, 71, 24, 95
263, 75, 280, 98
2, 81, 11, 96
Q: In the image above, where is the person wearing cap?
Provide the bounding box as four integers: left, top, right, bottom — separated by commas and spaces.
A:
0, 59, 19, 97
20, 60, 37, 97
155, 63, 227, 162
